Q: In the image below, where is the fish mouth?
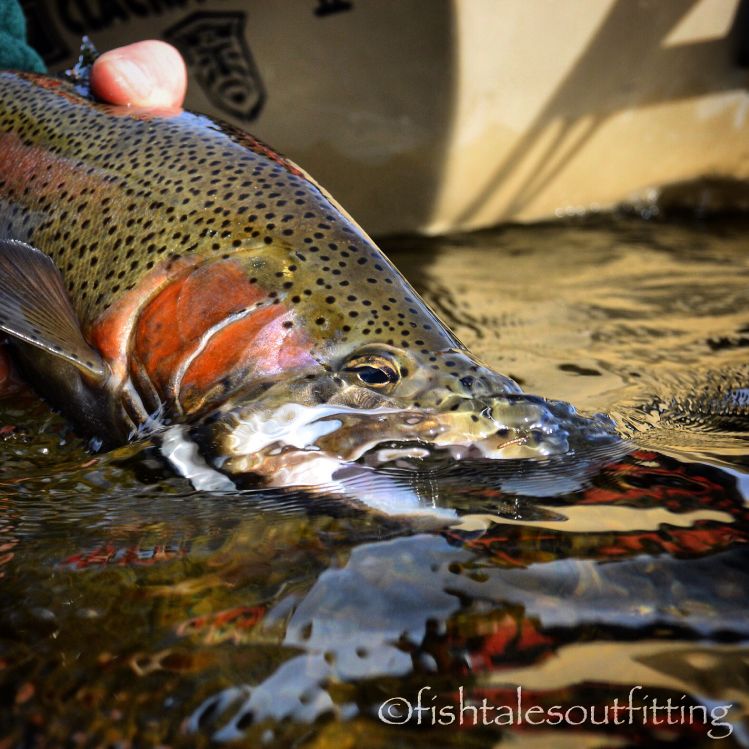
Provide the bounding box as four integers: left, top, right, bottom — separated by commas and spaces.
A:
157, 393, 622, 519
216, 393, 621, 478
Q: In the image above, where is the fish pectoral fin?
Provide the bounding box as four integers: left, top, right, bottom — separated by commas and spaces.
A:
0, 239, 107, 379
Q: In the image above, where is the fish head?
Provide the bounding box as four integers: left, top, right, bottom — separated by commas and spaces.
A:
111, 242, 617, 481
196, 334, 619, 480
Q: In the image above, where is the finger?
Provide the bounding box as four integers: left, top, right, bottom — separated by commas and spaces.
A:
91, 40, 187, 109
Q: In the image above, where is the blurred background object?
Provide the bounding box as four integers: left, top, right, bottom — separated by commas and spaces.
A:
21, 0, 749, 235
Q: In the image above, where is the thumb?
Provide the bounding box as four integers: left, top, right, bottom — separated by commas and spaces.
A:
91, 40, 187, 109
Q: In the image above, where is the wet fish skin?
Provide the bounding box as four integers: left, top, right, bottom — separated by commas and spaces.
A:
0, 71, 619, 475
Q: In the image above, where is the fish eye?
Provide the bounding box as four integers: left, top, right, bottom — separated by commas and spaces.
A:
343, 353, 401, 387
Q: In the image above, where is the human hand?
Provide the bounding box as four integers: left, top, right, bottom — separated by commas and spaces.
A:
90, 40, 186, 109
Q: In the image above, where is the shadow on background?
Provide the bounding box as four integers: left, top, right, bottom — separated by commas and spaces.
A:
457, 0, 749, 225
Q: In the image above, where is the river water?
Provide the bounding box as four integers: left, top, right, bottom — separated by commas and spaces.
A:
1, 217, 747, 747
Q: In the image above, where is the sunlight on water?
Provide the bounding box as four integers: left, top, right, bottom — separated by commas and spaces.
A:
1, 217, 747, 747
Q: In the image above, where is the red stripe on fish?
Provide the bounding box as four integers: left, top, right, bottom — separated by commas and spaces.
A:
89, 256, 201, 383
132, 259, 264, 400
0, 132, 115, 208
178, 305, 313, 415
125, 258, 314, 416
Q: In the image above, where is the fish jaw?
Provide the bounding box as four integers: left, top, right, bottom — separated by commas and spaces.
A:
206, 391, 621, 481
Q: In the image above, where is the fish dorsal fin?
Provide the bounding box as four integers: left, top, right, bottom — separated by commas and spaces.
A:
0, 239, 107, 379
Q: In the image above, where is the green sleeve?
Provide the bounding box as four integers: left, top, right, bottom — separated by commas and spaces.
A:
0, 0, 46, 72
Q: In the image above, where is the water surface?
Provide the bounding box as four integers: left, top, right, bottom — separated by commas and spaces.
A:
1, 217, 747, 747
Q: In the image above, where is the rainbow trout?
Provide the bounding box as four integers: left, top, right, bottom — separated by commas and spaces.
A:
0, 68, 619, 500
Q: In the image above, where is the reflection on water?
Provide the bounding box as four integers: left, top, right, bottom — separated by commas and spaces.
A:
1, 218, 748, 747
